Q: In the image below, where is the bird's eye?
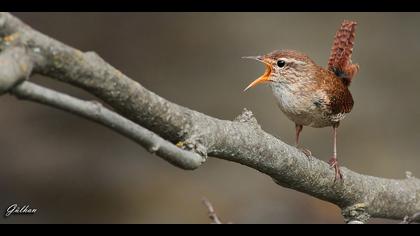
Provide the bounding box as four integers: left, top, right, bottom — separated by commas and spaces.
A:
277, 60, 286, 68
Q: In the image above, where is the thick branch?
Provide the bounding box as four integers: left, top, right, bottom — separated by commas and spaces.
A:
0, 46, 32, 94
1, 12, 420, 223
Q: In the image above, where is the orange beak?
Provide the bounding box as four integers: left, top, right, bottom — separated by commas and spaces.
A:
243, 56, 272, 91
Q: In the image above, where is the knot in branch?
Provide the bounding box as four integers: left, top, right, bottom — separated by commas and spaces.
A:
234, 108, 260, 129
176, 138, 208, 159
406, 171, 415, 179
0, 47, 32, 95
342, 203, 370, 224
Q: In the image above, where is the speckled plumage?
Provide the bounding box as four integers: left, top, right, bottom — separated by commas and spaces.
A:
264, 49, 354, 128
243, 20, 359, 181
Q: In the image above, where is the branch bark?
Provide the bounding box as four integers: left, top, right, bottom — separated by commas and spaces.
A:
11, 81, 204, 170
1, 12, 419, 223
202, 198, 223, 224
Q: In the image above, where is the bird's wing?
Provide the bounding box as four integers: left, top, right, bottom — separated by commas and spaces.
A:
327, 20, 359, 86
328, 87, 354, 115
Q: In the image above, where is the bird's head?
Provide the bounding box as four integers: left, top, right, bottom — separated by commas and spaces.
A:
243, 49, 317, 91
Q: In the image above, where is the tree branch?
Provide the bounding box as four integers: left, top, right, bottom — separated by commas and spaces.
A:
1, 12, 419, 223
11, 81, 204, 170
202, 197, 223, 224
401, 212, 420, 224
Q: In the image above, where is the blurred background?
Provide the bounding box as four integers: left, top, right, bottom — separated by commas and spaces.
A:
1, 12, 419, 224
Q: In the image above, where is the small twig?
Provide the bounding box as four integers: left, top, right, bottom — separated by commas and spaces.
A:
202, 197, 223, 224
401, 212, 420, 224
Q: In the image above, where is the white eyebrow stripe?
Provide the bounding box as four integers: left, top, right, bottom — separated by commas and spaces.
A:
278, 57, 306, 65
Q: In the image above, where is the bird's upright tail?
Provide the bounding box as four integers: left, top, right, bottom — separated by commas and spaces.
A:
327, 20, 359, 86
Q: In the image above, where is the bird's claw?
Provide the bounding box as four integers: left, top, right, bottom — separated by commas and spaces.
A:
298, 147, 313, 160
328, 157, 343, 182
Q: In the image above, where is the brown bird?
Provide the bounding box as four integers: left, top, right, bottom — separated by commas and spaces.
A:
243, 20, 359, 181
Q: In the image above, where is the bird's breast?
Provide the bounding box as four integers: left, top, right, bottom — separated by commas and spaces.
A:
270, 82, 339, 127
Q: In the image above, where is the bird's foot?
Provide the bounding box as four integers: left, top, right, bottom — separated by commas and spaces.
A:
294, 141, 312, 159
328, 157, 343, 182
298, 147, 313, 160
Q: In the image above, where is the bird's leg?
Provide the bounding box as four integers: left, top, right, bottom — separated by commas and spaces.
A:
295, 124, 312, 158
295, 124, 303, 147
328, 124, 343, 181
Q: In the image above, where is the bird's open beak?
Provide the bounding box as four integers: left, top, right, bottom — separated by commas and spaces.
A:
242, 56, 272, 91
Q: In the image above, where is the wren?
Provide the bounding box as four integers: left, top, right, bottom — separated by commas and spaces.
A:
243, 20, 359, 181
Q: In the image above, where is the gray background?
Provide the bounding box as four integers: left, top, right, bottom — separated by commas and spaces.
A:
1, 12, 419, 223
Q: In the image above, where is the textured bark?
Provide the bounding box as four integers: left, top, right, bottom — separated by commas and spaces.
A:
11, 81, 204, 170
1, 12, 419, 223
